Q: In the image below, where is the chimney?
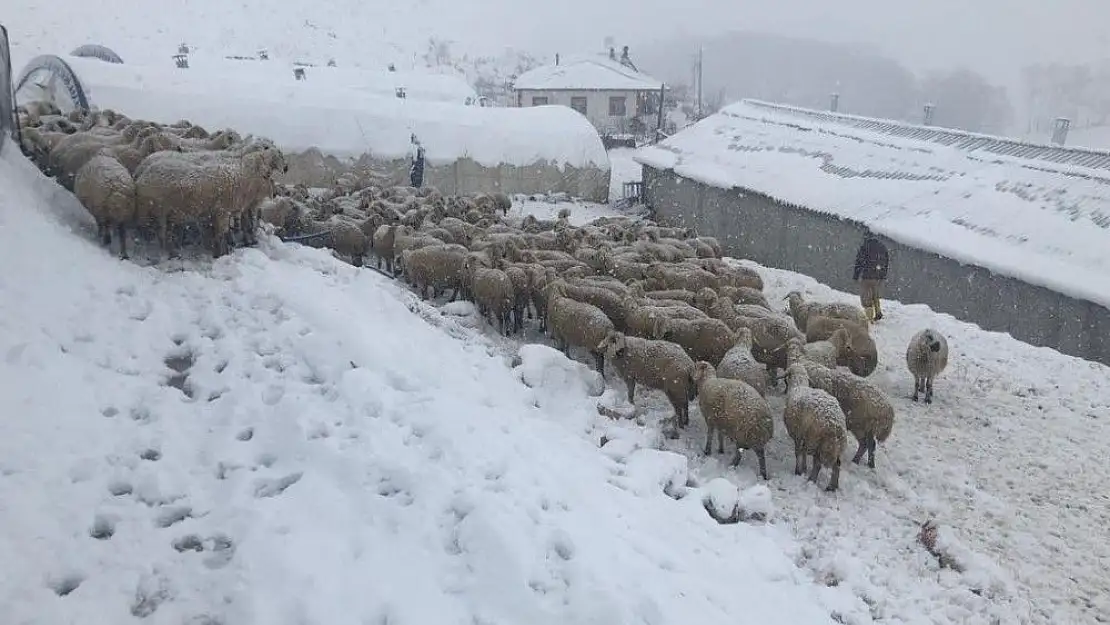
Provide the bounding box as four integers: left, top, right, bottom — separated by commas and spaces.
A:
923, 103, 935, 126
1052, 117, 1071, 145
829, 92, 840, 113
555, 53, 560, 66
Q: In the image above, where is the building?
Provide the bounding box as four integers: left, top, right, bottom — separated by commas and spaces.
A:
513, 48, 664, 138
634, 99, 1110, 366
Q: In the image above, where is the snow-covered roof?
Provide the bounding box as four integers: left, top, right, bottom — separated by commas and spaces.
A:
53, 56, 609, 168
183, 55, 479, 104
635, 99, 1110, 309
514, 55, 663, 92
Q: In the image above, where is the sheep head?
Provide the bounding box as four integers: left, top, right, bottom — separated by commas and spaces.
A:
734, 326, 754, 350
242, 146, 288, 179
596, 330, 627, 358
691, 361, 716, 386
693, 287, 718, 311
784, 362, 809, 392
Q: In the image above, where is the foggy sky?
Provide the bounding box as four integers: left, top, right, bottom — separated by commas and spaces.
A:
477, 0, 1107, 85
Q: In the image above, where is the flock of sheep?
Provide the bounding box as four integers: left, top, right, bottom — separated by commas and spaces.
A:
16, 101, 952, 493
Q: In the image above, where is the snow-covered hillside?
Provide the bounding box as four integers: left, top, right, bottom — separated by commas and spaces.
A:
0, 148, 852, 622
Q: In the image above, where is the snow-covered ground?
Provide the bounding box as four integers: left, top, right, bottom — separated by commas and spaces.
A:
587, 261, 1110, 625
0, 148, 856, 623
607, 147, 643, 201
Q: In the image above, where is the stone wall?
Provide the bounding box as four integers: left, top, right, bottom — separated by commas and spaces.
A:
643, 164, 1110, 366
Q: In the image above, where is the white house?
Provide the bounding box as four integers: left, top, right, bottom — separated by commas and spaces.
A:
513, 52, 665, 137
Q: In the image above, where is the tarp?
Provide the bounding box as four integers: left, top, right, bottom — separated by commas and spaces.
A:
0, 24, 16, 149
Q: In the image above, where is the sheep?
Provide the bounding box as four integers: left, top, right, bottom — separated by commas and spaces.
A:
371, 224, 401, 274
545, 280, 615, 374
706, 262, 764, 291
326, 219, 369, 266
596, 331, 697, 431
492, 191, 513, 215
906, 329, 949, 403
556, 280, 629, 331
652, 316, 736, 366
644, 262, 717, 292
786, 342, 894, 470
622, 297, 704, 339
74, 154, 136, 259
499, 261, 532, 333
135, 143, 287, 257
798, 327, 852, 369
715, 327, 768, 397
804, 315, 878, 377
718, 285, 770, 309
466, 258, 516, 335
690, 361, 773, 479
403, 243, 469, 300
258, 196, 298, 234
783, 363, 848, 491
786, 291, 868, 331
49, 130, 131, 189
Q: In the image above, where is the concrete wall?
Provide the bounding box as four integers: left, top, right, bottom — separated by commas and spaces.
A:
516, 88, 644, 135
282, 148, 610, 202
643, 165, 1110, 367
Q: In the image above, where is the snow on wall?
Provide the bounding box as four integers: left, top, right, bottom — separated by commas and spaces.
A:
635, 100, 1110, 310
58, 56, 609, 169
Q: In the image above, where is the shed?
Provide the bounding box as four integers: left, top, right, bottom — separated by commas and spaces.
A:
634, 99, 1110, 365
15, 54, 611, 200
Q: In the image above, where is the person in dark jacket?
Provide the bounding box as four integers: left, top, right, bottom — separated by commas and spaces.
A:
853, 228, 890, 322
409, 134, 426, 189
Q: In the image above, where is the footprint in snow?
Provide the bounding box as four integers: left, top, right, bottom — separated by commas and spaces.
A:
90, 514, 116, 540
155, 505, 192, 528
139, 448, 161, 462
130, 570, 172, 618
47, 573, 85, 597
235, 427, 254, 441
164, 349, 195, 399
253, 472, 303, 498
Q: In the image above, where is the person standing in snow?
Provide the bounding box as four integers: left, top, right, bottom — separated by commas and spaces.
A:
409, 134, 426, 189
853, 228, 889, 322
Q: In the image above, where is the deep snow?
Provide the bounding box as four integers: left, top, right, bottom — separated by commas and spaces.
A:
0, 148, 849, 623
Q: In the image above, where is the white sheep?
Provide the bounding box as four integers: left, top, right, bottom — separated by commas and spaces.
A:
545, 280, 615, 373
691, 361, 773, 479
786, 340, 894, 470
786, 290, 869, 330
597, 330, 697, 432
74, 154, 136, 259
715, 327, 768, 397
783, 363, 848, 491
906, 329, 949, 404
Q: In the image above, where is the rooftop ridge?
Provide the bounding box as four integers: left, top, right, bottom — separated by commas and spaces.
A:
739, 98, 1110, 172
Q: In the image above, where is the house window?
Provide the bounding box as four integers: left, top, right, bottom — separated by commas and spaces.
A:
531, 96, 549, 106
609, 95, 627, 117
570, 96, 588, 115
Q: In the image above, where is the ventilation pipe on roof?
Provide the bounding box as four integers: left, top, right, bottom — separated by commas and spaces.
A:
923, 103, 935, 126
555, 53, 560, 66
1052, 117, 1071, 145
829, 92, 840, 113
610, 47, 617, 61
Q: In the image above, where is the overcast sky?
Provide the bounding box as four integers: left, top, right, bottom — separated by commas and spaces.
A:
479, 0, 1107, 85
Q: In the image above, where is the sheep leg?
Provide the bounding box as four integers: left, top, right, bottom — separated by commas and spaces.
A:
755, 447, 769, 480
592, 351, 605, 379
912, 376, 922, 402
717, 430, 725, 454
825, 459, 841, 492
116, 223, 129, 260
703, 424, 715, 456
924, 376, 934, 404
729, 444, 743, 467
625, 378, 636, 404
866, 436, 877, 469
851, 439, 866, 465
352, 254, 364, 268
807, 456, 821, 483
97, 221, 111, 246
794, 440, 805, 475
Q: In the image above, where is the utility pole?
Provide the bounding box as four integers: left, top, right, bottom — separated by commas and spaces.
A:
696, 47, 704, 120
